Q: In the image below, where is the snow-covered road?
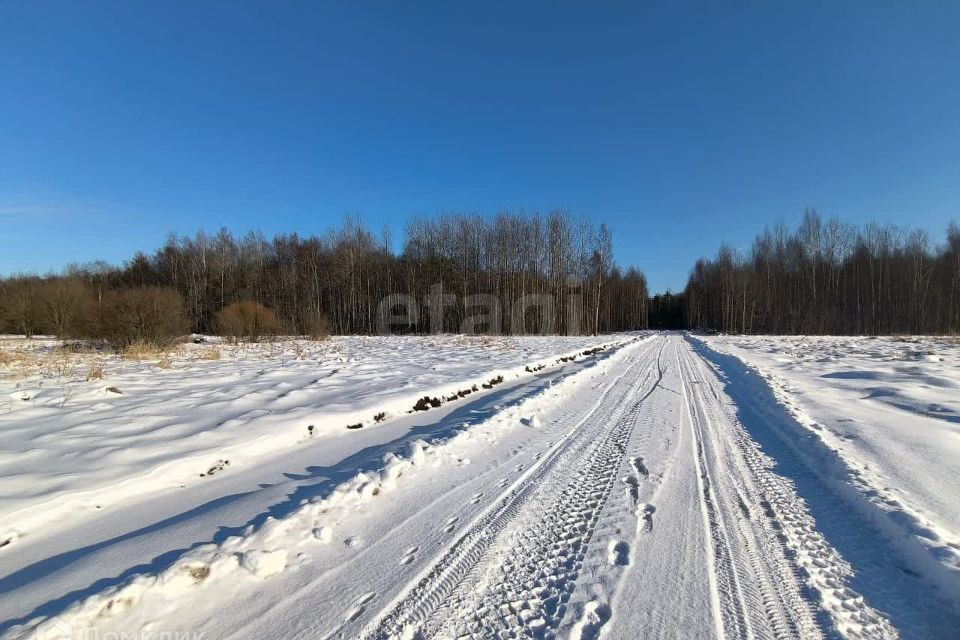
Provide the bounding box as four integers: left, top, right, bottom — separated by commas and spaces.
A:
3, 334, 957, 639
351, 336, 898, 640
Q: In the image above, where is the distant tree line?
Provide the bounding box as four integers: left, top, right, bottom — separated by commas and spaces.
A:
11, 207, 954, 341
0, 211, 650, 345
648, 292, 687, 330
684, 210, 960, 334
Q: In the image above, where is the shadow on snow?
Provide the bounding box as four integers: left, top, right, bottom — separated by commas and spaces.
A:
688, 336, 960, 640
0, 346, 620, 634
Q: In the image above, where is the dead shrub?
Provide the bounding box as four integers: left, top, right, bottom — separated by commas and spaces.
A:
0, 276, 40, 337
305, 313, 332, 341
97, 287, 189, 351
40, 353, 75, 378
39, 279, 95, 338
215, 301, 279, 342
86, 361, 106, 380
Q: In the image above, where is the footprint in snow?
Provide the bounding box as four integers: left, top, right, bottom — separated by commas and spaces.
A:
570, 600, 611, 640
344, 592, 376, 622
399, 546, 419, 565
638, 504, 656, 533
607, 540, 630, 566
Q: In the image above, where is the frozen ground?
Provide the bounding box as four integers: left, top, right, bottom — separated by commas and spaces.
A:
1, 333, 957, 639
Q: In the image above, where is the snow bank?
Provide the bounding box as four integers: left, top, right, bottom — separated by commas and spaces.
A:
695, 334, 960, 606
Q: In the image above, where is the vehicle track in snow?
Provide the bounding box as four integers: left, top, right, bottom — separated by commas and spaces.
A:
5, 335, 912, 640
677, 339, 896, 640
679, 343, 816, 640
357, 336, 897, 640
359, 339, 667, 639
285, 335, 897, 640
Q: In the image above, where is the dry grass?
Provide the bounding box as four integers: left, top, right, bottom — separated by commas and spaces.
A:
0, 346, 85, 381
306, 314, 332, 341
0, 349, 37, 367
122, 340, 167, 360
40, 354, 75, 379
121, 340, 186, 363
2, 367, 36, 382
197, 347, 221, 361
188, 565, 211, 583
85, 361, 106, 381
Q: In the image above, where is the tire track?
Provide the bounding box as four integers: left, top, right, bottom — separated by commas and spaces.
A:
359, 338, 666, 640
682, 340, 898, 640
678, 339, 833, 640
678, 343, 753, 639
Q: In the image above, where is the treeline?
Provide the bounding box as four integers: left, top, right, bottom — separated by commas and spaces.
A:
685, 210, 960, 334
0, 211, 650, 344
649, 291, 687, 330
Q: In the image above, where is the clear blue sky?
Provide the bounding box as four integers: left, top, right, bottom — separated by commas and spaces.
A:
1, 1, 958, 293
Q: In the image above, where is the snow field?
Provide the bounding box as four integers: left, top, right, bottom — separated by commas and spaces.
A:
1, 334, 642, 640
3, 332, 957, 639
0, 334, 631, 552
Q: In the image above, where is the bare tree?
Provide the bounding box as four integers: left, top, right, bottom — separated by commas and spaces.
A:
683, 212, 960, 335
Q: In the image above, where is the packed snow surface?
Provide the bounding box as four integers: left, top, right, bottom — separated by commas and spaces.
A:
1, 333, 957, 639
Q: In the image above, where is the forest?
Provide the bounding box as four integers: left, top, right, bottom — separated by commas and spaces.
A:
4, 209, 960, 343
683, 210, 960, 335
0, 211, 650, 345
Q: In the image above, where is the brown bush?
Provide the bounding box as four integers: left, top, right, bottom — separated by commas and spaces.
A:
305, 313, 332, 341
215, 301, 279, 342
0, 277, 40, 337
39, 279, 94, 338
96, 287, 189, 350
